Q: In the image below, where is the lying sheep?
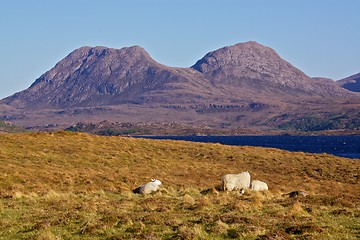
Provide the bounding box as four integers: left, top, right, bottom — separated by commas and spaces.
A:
222, 172, 250, 192
250, 180, 268, 191
133, 179, 162, 194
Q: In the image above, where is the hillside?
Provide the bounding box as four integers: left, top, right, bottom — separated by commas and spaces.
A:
1, 42, 359, 133
338, 72, 360, 92
2, 42, 351, 109
2, 46, 215, 109
0, 132, 359, 239
192, 42, 349, 97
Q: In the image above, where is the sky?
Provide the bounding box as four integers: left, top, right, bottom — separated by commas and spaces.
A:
0, 0, 359, 99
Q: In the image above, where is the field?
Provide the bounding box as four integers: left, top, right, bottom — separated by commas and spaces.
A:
0, 132, 359, 239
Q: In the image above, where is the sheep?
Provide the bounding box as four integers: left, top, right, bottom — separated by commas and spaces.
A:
133, 179, 162, 194
250, 180, 268, 191
222, 172, 250, 192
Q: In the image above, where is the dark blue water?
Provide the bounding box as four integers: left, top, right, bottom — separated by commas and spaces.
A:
140, 135, 360, 159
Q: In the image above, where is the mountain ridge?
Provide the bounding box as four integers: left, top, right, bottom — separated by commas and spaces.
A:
191, 41, 351, 97
1, 41, 359, 132
2, 41, 353, 109
3, 45, 225, 108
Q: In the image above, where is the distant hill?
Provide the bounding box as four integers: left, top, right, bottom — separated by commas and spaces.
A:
0, 41, 359, 133
337, 73, 360, 92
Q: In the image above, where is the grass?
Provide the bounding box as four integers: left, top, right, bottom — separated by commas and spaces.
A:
0, 131, 359, 239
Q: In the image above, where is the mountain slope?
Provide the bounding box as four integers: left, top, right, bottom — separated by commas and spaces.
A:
0, 42, 359, 132
192, 41, 350, 97
2, 46, 216, 108
2, 42, 353, 109
337, 73, 360, 92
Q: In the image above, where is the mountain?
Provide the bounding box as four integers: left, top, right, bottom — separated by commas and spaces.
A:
1, 41, 359, 133
191, 42, 350, 97
337, 73, 360, 92
2, 46, 215, 108
2, 42, 351, 109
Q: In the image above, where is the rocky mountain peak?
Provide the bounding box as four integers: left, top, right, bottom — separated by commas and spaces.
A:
191, 41, 351, 97
191, 41, 279, 74
50, 45, 154, 72
190, 41, 306, 88
5, 45, 164, 108
191, 41, 301, 81
49, 45, 155, 80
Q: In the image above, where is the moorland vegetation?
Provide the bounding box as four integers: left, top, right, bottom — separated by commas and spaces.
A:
0, 132, 359, 239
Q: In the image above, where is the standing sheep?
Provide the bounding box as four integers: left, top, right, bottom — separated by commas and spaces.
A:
222, 172, 251, 192
134, 179, 162, 194
250, 180, 268, 191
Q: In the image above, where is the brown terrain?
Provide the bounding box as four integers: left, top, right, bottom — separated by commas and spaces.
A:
0, 132, 359, 239
0, 41, 359, 134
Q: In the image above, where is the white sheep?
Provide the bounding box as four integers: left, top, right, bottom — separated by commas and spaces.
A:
250, 180, 268, 191
222, 172, 250, 192
136, 179, 162, 194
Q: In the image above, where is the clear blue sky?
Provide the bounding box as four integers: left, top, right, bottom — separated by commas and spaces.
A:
1, 0, 359, 99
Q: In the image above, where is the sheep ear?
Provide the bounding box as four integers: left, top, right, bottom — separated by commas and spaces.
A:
151, 178, 155, 182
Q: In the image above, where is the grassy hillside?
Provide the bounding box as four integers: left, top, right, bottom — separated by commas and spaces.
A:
0, 132, 359, 239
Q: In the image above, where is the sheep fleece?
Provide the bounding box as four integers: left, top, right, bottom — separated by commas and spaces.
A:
250, 180, 268, 191
222, 172, 251, 191
139, 182, 160, 194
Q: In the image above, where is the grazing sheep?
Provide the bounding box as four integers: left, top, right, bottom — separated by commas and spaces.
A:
222, 172, 250, 192
250, 180, 268, 191
134, 179, 162, 194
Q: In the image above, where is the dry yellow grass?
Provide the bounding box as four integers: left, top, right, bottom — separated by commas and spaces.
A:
0, 131, 359, 239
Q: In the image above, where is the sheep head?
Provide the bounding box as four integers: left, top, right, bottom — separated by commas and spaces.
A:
151, 179, 162, 186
